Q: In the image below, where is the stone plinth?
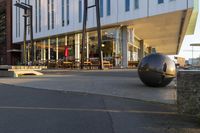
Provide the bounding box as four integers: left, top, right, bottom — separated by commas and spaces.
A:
177, 70, 200, 122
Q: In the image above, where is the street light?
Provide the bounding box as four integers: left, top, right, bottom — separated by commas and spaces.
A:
14, 2, 34, 66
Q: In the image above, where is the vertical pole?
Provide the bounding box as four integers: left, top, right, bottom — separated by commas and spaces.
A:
48, 38, 51, 62
34, 41, 37, 62
81, 0, 88, 69
86, 32, 89, 61
95, 0, 103, 69
29, 6, 34, 65
43, 40, 46, 61
192, 46, 193, 66
23, 9, 27, 65
56, 37, 59, 62
27, 43, 30, 63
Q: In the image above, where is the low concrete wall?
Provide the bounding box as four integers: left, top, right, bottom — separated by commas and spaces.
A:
0, 70, 14, 77
0, 65, 46, 77
177, 70, 200, 122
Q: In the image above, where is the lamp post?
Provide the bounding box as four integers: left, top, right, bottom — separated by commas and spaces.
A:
14, 2, 34, 66
81, 0, 103, 70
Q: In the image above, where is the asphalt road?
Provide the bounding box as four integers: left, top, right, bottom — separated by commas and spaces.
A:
0, 83, 199, 133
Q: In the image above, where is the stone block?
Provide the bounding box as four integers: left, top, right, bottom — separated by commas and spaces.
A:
177, 70, 200, 120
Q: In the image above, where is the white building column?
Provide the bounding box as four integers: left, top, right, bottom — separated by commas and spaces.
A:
65, 36, 68, 46
138, 40, 145, 61
121, 26, 128, 68
34, 41, 37, 62
75, 34, 80, 61
48, 38, 51, 61
42, 40, 46, 61
115, 28, 121, 67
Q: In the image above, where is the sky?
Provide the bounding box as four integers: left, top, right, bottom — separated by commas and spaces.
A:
179, 2, 200, 60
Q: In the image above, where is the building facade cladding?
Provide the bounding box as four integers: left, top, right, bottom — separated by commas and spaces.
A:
12, 0, 194, 67
0, 0, 13, 65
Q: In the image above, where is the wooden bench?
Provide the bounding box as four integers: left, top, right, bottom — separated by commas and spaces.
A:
128, 61, 139, 68
103, 61, 113, 68
62, 61, 73, 69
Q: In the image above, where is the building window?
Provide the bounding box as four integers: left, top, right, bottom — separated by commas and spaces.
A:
158, 0, 164, 4
51, 0, 54, 29
66, 0, 70, 25
35, 0, 38, 33
100, 0, 103, 17
19, 2, 20, 37
25, 0, 30, 34
125, 0, 130, 12
78, 0, 82, 23
62, 0, 65, 26
0, 7, 6, 44
134, 0, 139, 9
107, 0, 111, 16
25, 0, 30, 4
47, 0, 50, 30
39, 0, 41, 32
16, 6, 18, 37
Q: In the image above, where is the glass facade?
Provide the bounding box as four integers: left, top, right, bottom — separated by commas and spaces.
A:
134, 0, 139, 9
67, 35, 75, 61
39, 0, 41, 32
78, 0, 82, 23
50, 38, 56, 60
51, 0, 54, 29
58, 37, 65, 60
47, 0, 50, 30
16, 0, 21, 37
107, 0, 111, 16
66, 0, 70, 25
21, 26, 151, 67
62, 0, 65, 26
35, 0, 38, 33
100, 0, 104, 17
158, 0, 164, 4
0, 7, 6, 45
125, 0, 130, 12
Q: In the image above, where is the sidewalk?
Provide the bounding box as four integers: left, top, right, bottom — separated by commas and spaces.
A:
0, 69, 176, 104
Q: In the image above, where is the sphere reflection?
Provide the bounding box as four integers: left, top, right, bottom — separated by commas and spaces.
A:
138, 53, 176, 87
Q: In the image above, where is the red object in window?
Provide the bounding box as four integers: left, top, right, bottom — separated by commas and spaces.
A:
65, 48, 69, 57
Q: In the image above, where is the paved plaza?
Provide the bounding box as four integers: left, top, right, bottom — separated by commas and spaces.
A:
0, 69, 199, 133
0, 69, 176, 104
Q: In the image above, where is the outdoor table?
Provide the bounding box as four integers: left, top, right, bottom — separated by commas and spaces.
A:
63, 61, 73, 68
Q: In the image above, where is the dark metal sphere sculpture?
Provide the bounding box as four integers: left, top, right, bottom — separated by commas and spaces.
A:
138, 53, 176, 87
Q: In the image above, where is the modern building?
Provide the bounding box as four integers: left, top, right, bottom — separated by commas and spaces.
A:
9, 0, 199, 67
